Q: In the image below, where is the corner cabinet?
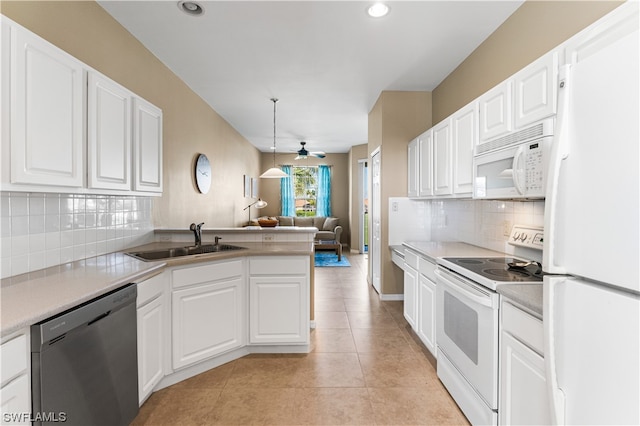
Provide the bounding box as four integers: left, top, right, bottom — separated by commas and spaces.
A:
407, 138, 419, 198
249, 256, 310, 345
407, 129, 434, 199
133, 98, 163, 193
171, 259, 246, 370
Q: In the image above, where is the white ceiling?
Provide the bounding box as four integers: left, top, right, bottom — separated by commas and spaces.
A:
98, 1, 524, 154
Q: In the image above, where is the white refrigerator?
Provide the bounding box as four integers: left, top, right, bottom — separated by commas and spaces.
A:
543, 3, 640, 425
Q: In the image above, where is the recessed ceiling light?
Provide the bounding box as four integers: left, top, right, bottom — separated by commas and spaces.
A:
367, 3, 390, 18
177, 1, 204, 16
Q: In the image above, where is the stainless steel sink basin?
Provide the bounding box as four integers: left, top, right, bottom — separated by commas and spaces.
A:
127, 244, 246, 261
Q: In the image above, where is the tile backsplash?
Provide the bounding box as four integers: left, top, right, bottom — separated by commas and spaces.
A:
1, 192, 154, 278
430, 199, 545, 254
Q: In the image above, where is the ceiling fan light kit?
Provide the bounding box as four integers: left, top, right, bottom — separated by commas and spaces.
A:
260, 98, 288, 179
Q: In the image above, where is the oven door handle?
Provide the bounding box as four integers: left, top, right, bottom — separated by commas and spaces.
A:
435, 268, 495, 309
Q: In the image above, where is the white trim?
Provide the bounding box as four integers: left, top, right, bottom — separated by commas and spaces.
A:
379, 293, 404, 301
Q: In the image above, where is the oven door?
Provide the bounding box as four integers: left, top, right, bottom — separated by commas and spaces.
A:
436, 267, 500, 409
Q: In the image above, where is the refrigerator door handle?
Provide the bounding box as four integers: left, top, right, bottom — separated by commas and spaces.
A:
543, 64, 571, 274
543, 275, 566, 425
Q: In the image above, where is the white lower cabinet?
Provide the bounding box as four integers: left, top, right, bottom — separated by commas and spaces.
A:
0, 330, 30, 425
499, 301, 551, 425
403, 250, 419, 329
417, 260, 437, 357
136, 273, 167, 404
171, 259, 245, 369
249, 256, 309, 345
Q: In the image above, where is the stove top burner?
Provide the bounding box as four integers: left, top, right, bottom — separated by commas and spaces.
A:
442, 257, 543, 283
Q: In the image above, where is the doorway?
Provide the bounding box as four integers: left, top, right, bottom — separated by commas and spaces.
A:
358, 159, 368, 253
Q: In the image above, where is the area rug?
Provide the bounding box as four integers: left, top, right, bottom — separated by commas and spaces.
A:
314, 251, 351, 267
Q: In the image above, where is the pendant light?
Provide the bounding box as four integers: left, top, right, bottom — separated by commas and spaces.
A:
260, 98, 289, 178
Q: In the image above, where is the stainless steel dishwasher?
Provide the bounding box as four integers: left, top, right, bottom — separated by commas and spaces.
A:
31, 284, 138, 426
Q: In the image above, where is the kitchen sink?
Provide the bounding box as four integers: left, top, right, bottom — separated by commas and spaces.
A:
127, 244, 247, 261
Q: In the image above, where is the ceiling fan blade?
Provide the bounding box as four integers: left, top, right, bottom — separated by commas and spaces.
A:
311, 152, 326, 158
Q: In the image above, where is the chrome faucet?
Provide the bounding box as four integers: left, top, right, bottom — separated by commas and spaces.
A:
189, 222, 204, 246
214, 236, 222, 246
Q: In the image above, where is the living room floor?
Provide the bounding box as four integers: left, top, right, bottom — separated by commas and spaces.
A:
132, 254, 469, 425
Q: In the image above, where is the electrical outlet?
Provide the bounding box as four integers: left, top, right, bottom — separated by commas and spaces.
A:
392, 201, 398, 212
503, 220, 512, 237
263, 234, 274, 242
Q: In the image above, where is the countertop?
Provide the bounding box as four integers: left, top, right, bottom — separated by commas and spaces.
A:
392, 241, 543, 316
1, 241, 313, 338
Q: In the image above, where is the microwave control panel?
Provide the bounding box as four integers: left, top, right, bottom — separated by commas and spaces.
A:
508, 225, 544, 250
525, 142, 545, 192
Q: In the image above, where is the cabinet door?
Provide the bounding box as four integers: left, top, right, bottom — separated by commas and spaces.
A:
479, 80, 513, 142
418, 129, 433, 197
514, 51, 558, 129
407, 138, 419, 197
10, 23, 84, 187
133, 97, 163, 193
249, 276, 308, 344
433, 119, 452, 196
88, 72, 132, 190
499, 332, 551, 425
172, 278, 244, 369
0, 374, 30, 425
417, 274, 437, 357
452, 103, 477, 196
137, 296, 164, 404
403, 266, 418, 329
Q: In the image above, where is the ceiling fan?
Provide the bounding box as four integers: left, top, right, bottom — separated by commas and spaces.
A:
295, 141, 325, 160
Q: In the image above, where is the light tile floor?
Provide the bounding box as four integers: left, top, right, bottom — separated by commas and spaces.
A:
132, 254, 469, 425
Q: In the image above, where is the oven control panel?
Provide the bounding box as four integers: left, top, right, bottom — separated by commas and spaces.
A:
508, 224, 544, 250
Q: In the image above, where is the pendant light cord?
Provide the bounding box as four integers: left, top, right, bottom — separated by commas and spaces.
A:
272, 98, 278, 167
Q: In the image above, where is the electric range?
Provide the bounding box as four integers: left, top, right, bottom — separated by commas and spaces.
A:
437, 256, 543, 291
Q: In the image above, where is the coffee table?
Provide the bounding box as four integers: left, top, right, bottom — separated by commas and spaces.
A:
314, 239, 342, 261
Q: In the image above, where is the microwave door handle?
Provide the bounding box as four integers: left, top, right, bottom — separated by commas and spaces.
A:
512, 145, 526, 195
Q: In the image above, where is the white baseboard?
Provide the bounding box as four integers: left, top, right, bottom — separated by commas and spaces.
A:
379, 293, 404, 301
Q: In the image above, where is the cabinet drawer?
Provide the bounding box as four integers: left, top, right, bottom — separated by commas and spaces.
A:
404, 250, 419, 270
137, 272, 166, 307
173, 259, 243, 289
502, 301, 544, 355
250, 256, 308, 275
1, 333, 27, 387
418, 257, 436, 281
391, 250, 405, 269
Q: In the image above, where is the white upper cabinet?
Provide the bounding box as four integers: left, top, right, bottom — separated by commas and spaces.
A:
8, 19, 84, 188
478, 80, 513, 142
88, 72, 132, 190
433, 118, 453, 196
513, 51, 558, 129
418, 129, 434, 197
1, 16, 163, 195
407, 137, 419, 198
133, 97, 163, 193
451, 102, 477, 196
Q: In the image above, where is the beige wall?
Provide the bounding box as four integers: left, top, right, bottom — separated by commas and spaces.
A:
369, 91, 432, 295
2, 1, 261, 229
432, 0, 623, 123
348, 144, 368, 252
258, 152, 351, 246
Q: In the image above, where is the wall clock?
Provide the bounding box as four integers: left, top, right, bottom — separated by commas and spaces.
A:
195, 153, 211, 194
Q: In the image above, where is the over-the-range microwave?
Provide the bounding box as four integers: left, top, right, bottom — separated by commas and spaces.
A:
473, 118, 554, 199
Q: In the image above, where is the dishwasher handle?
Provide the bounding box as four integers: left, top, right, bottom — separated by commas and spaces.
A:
32, 284, 137, 348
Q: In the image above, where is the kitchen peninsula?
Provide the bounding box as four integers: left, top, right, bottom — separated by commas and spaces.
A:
1, 226, 316, 410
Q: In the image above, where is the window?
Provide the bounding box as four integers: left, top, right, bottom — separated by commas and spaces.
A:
281, 165, 331, 217
294, 166, 317, 217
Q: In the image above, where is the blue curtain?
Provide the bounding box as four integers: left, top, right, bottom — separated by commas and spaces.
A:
316, 165, 331, 217
280, 165, 295, 216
